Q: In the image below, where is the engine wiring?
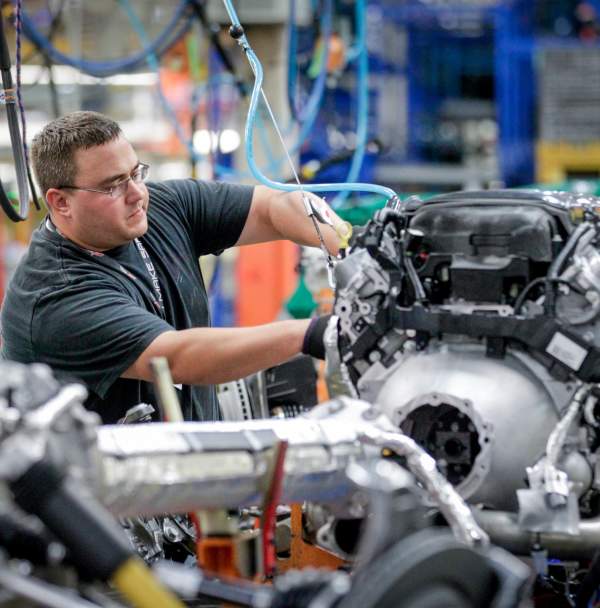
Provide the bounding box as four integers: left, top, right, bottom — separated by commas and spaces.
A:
513, 276, 584, 315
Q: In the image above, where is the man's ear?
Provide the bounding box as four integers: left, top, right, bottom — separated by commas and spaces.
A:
45, 188, 71, 219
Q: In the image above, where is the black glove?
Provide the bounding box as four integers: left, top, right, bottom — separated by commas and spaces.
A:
301, 314, 332, 360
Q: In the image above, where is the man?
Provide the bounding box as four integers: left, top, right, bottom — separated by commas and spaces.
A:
1, 111, 342, 423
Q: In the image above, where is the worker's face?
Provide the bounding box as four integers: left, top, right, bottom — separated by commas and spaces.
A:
66, 136, 149, 250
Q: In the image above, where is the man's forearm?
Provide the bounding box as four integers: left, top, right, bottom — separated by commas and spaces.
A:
270, 191, 343, 255
123, 319, 311, 385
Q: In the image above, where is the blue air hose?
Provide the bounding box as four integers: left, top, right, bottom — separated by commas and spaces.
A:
20, 1, 194, 78
223, 0, 396, 201
120, 0, 247, 180
330, 0, 368, 208
287, 0, 331, 135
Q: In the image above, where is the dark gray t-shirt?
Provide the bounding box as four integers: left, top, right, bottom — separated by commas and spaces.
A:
1, 179, 253, 423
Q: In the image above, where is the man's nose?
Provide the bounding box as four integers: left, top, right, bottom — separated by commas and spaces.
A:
125, 178, 145, 201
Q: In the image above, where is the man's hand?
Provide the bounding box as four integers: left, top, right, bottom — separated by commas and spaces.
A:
302, 315, 332, 360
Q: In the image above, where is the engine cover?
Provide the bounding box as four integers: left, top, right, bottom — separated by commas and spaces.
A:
405, 189, 577, 304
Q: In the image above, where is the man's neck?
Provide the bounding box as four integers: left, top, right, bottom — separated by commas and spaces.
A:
46, 217, 111, 253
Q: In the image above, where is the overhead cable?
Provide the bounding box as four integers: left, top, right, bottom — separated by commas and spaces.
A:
0, 4, 36, 221
19, 1, 194, 78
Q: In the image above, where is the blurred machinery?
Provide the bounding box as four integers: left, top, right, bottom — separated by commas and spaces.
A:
0, 360, 530, 607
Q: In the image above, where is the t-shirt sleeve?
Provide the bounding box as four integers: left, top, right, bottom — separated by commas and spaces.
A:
31, 281, 173, 398
155, 179, 254, 257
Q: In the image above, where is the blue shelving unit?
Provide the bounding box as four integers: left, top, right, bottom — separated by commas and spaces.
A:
373, 0, 536, 187
493, 1, 536, 186
297, 1, 600, 190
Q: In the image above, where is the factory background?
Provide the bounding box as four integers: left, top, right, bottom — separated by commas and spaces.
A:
2, 0, 600, 325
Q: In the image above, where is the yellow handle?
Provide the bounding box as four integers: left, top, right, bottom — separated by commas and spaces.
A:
111, 557, 185, 608
336, 221, 353, 250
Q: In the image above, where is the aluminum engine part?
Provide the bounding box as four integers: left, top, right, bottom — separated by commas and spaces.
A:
363, 341, 579, 511
475, 509, 600, 559
557, 227, 600, 326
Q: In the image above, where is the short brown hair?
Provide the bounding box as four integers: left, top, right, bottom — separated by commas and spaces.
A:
31, 111, 122, 198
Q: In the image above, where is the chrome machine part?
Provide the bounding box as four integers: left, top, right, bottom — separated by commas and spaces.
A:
217, 379, 254, 421
95, 397, 379, 517
557, 226, 600, 326
0, 382, 97, 484
516, 384, 592, 536
475, 509, 600, 560
344, 460, 424, 568
96, 397, 486, 547
323, 314, 354, 399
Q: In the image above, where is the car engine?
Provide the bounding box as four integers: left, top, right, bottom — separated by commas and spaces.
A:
329, 189, 600, 555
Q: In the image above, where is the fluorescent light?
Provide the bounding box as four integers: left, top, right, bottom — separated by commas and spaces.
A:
219, 129, 241, 154
193, 129, 218, 155
193, 129, 241, 155
16, 64, 158, 87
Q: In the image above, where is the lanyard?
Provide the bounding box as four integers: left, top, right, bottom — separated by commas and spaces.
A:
133, 237, 165, 318
46, 218, 166, 319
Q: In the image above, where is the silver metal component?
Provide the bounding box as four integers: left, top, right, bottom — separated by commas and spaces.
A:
558, 228, 600, 325
335, 249, 391, 343
440, 302, 514, 317
346, 459, 420, 568
99, 399, 469, 527
0, 384, 91, 482
369, 343, 564, 511
323, 315, 354, 398
23, 384, 88, 431
217, 379, 254, 421
475, 509, 600, 560
517, 485, 580, 536
0, 383, 481, 549
543, 384, 588, 501
389, 390, 493, 503
93, 399, 373, 515
301, 246, 331, 298
359, 428, 488, 547
562, 229, 600, 293
516, 385, 589, 535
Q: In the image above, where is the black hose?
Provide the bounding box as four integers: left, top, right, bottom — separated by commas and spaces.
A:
0, 9, 33, 221
513, 277, 582, 315
405, 255, 427, 302
10, 460, 132, 581
0, 512, 60, 566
